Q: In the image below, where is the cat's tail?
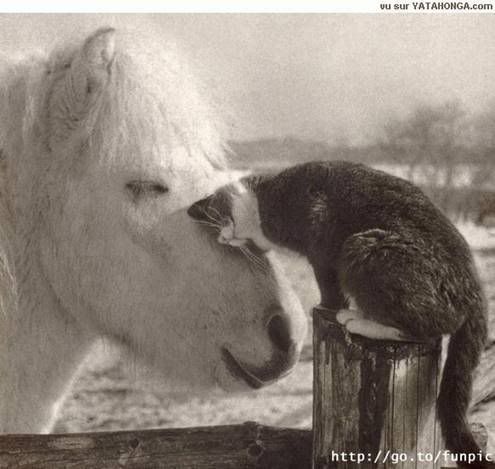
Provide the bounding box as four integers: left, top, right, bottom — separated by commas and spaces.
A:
438, 307, 491, 468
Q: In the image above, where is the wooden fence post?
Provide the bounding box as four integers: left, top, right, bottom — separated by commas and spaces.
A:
312, 306, 444, 469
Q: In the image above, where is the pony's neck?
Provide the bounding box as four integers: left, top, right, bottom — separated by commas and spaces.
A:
0, 259, 94, 433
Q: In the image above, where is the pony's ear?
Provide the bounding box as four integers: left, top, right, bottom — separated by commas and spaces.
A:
48, 28, 116, 147
80, 27, 116, 88
71, 28, 116, 100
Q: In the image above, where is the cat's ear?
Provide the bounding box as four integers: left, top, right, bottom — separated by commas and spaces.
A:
47, 28, 116, 147
187, 195, 214, 222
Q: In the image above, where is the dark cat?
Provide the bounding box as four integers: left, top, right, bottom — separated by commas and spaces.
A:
188, 161, 489, 468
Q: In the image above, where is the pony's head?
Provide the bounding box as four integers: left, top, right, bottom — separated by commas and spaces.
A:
0, 28, 307, 392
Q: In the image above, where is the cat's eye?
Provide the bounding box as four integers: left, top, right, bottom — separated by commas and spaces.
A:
126, 180, 170, 201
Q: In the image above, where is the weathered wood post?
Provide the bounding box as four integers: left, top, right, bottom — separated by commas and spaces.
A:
312, 306, 444, 469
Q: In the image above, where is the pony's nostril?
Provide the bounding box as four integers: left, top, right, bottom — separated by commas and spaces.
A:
267, 314, 293, 353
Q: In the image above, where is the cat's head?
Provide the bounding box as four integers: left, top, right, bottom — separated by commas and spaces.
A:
187, 176, 281, 252
188, 168, 321, 254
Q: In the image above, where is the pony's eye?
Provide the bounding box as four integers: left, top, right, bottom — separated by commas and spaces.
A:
126, 181, 170, 200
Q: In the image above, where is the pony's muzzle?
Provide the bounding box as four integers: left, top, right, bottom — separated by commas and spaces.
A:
221, 308, 301, 389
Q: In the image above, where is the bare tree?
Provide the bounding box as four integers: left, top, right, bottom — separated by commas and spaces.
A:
463, 101, 495, 223
380, 101, 467, 215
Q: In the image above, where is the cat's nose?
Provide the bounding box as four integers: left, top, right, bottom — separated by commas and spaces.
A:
187, 195, 213, 221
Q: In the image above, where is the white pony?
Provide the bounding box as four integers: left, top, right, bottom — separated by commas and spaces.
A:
0, 27, 307, 433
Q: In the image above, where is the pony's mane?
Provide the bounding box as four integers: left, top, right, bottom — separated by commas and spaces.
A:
0, 29, 228, 166
49, 30, 228, 170
0, 28, 231, 320
94, 32, 227, 169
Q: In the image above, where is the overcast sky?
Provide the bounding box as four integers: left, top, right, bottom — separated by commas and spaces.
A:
0, 14, 494, 144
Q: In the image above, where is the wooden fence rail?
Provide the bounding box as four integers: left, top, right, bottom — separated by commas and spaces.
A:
0, 305, 488, 468
0, 423, 311, 469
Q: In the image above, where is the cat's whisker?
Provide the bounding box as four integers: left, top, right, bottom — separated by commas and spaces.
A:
247, 248, 269, 271
249, 253, 269, 273
194, 218, 220, 228
201, 209, 222, 226
206, 206, 227, 224
194, 220, 221, 231
238, 245, 257, 270
239, 245, 268, 273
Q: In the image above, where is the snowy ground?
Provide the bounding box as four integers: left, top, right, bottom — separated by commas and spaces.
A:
458, 222, 495, 250
55, 223, 495, 453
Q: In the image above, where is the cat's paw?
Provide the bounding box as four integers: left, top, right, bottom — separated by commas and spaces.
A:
336, 309, 414, 342
336, 308, 365, 325
345, 319, 406, 341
